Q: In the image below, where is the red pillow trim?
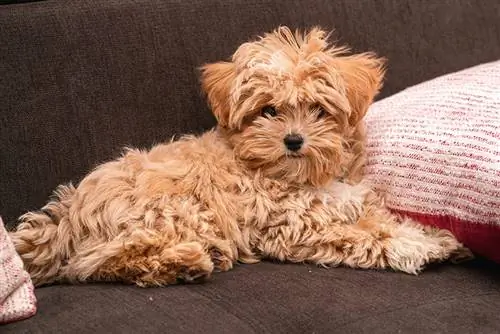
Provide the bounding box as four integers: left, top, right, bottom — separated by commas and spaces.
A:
392, 209, 500, 263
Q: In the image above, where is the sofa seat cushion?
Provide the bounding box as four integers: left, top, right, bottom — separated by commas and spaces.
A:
2, 260, 499, 333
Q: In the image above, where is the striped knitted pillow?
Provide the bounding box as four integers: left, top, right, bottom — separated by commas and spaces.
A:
0, 217, 37, 324
364, 60, 500, 263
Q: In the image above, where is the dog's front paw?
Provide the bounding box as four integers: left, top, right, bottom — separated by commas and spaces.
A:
384, 237, 434, 274
449, 246, 474, 264
423, 226, 474, 263
384, 223, 467, 274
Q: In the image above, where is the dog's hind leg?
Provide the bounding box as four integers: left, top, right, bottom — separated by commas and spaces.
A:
9, 184, 76, 286
60, 227, 215, 287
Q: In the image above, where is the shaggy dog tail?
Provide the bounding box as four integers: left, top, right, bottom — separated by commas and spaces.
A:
10, 184, 76, 286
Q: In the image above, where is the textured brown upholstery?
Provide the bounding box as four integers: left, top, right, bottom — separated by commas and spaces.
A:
1, 0, 499, 332
3, 260, 500, 333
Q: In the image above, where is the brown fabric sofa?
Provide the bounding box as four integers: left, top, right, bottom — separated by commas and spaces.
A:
1, 0, 500, 333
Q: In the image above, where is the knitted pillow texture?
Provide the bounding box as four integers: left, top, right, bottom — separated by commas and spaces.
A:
0, 217, 37, 324
364, 60, 500, 262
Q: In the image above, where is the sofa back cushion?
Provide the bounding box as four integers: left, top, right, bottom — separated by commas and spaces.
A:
1, 0, 500, 227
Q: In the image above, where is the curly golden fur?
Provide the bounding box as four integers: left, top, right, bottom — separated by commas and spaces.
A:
10, 27, 471, 287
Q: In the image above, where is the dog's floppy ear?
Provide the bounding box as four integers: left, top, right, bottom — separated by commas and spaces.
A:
335, 54, 386, 126
200, 61, 236, 127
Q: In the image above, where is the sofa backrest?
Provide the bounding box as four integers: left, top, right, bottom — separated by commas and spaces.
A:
1, 0, 500, 227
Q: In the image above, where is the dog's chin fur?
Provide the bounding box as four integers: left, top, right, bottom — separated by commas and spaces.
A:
9, 26, 472, 287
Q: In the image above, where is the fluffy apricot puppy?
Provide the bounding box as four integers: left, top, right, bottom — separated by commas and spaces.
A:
10, 26, 470, 287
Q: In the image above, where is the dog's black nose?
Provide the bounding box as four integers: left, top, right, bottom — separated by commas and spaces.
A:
284, 134, 304, 151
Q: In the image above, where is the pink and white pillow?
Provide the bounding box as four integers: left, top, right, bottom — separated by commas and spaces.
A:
364, 60, 500, 263
0, 217, 37, 324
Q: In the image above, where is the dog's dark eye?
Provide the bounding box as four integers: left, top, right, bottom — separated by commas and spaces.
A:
261, 105, 278, 118
313, 104, 327, 119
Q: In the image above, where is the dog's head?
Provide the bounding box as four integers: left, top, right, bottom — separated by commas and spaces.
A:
201, 26, 385, 186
